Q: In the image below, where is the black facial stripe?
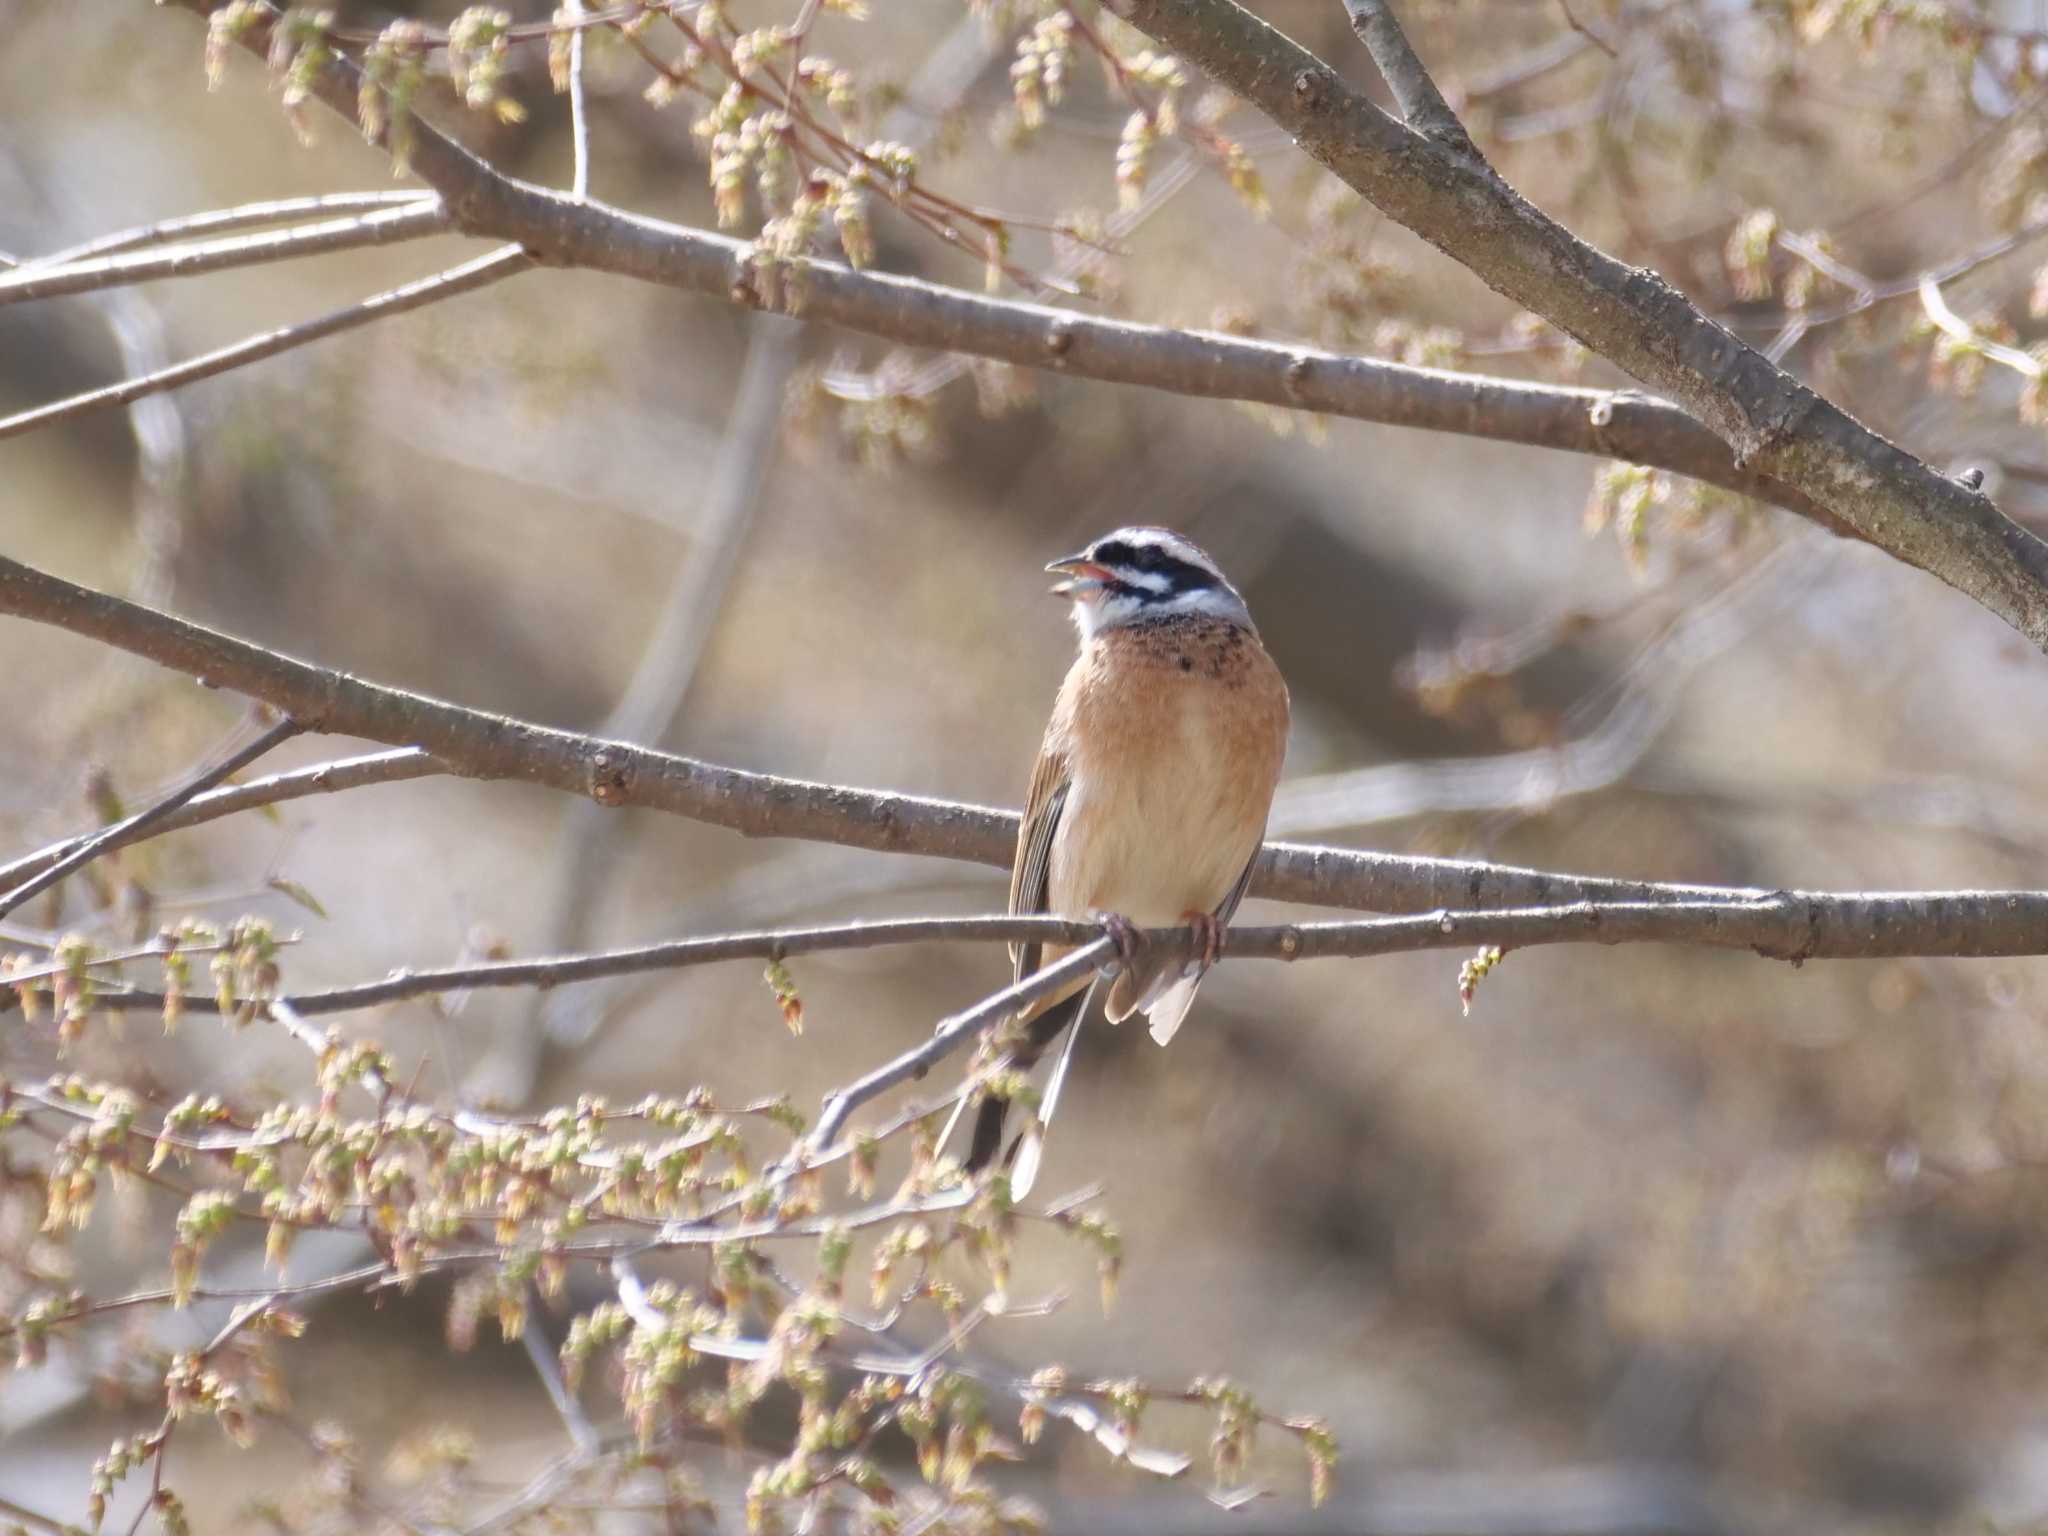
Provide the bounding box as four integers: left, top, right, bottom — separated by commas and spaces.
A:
1089, 539, 1218, 592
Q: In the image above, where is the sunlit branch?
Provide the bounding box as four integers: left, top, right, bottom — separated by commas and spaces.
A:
0, 246, 530, 442
0, 200, 453, 306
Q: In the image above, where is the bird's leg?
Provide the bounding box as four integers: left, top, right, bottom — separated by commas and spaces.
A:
1181, 909, 1224, 972
1091, 910, 1143, 976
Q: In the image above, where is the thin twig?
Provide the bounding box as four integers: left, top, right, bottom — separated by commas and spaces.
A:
1553, 0, 1617, 59
0, 716, 303, 921
566, 0, 591, 198
0, 246, 531, 442
58, 886, 2048, 1029
810, 942, 1113, 1153
522, 1305, 600, 1453
23, 191, 439, 269
0, 1495, 74, 1536
0, 200, 453, 306
0, 747, 442, 893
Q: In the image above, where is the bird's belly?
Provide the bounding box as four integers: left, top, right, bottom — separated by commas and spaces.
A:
1049, 733, 1266, 924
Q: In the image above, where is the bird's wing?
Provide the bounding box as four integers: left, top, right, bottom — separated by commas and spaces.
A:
1008, 742, 1072, 983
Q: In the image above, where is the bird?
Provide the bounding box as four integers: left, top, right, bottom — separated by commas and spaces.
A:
958, 526, 1290, 1194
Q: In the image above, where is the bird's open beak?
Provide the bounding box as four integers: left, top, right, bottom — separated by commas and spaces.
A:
1046, 554, 1113, 598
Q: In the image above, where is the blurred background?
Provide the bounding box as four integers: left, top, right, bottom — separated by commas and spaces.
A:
11, 0, 2048, 1530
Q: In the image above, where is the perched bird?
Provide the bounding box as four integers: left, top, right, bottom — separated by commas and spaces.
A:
961, 526, 1290, 1192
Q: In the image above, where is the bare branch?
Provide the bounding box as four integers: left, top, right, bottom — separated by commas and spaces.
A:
0, 715, 303, 920
809, 941, 1115, 1154
565, 0, 591, 200
1339, 0, 1477, 155
62, 891, 2048, 1029
0, 246, 530, 442
25, 190, 438, 268
156, 0, 1844, 534
1107, 0, 2048, 649
12, 551, 2045, 925
0, 748, 440, 893
0, 200, 454, 306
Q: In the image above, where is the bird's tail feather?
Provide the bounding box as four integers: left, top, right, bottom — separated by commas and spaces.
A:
962, 977, 1097, 1196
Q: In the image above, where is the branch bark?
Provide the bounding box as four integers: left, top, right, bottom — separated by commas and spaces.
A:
0, 200, 452, 305
150, 2, 1857, 532
9, 551, 2048, 939
1108, 0, 2048, 646
0, 247, 529, 443
61, 894, 2048, 1028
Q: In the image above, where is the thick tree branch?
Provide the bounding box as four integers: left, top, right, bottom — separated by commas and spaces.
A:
1107, 0, 2048, 647
9, 553, 2048, 940
144, 1, 1852, 534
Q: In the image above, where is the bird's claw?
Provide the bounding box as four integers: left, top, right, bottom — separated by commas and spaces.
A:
1182, 909, 1224, 971
1093, 910, 1142, 974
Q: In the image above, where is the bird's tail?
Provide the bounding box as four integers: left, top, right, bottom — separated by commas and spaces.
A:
960, 976, 1097, 1198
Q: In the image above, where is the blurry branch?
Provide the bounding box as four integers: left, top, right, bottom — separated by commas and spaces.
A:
1919, 275, 2043, 381
1550, 0, 1617, 60
17, 551, 2048, 930
0, 716, 301, 920
565, 0, 591, 200
0, 747, 441, 893
1107, 0, 2048, 649
523, 319, 801, 1076
151, 2, 1850, 525
526, 9, 994, 1072
1274, 541, 1800, 834
22, 189, 438, 268
0, 246, 530, 443
0, 198, 452, 305
1454, 29, 1596, 105
1755, 214, 2048, 362
0, 1495, 71, 1536
0, 149, 194, 611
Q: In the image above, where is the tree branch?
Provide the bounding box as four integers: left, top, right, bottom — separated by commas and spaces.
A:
1104, 0, 2048, 645
1339, 0, 1477, 156
4, 548, 1960, 919
0, 748, 441, 893
62, 892, 2048, 1028
0, 200, 454, 306
0, 715, 303, 920
146, 0, 1852, 533
24, 190, 439, 268
0, 246, 530, 443
809, 940, 1115, 1154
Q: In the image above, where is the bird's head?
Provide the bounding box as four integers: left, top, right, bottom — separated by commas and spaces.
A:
1044, 526, 1253, 641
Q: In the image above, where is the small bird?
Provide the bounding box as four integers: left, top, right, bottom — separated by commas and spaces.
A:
961, 526, 1290, 1192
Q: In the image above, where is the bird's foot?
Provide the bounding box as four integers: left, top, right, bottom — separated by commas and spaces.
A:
1181, 909, 1224, 971
1092, 910, 1143, 975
